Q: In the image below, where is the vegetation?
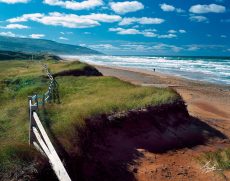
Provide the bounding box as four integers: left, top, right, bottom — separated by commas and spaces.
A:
0, 59, 179, 178
0, 50, 61, 61
0, 35, 101, 55
199, 148, 230, 170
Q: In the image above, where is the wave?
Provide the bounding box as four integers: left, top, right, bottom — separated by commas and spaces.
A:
62, 55, 230, 85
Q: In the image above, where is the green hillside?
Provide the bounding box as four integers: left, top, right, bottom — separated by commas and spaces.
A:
0, 50, 61, 61
0, 36, 101, 55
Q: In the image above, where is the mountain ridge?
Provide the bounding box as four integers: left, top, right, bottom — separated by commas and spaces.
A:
0, 36, 102, 55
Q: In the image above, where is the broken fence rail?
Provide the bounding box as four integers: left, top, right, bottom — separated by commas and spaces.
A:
28, 65, 71, 181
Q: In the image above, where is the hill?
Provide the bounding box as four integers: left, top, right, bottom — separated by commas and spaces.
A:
0, 36, 102, 55
0, 50, 61, 61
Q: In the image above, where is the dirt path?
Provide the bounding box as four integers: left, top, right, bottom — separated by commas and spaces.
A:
95, 65, 230, 181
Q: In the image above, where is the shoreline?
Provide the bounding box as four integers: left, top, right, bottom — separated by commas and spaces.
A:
64, 58, 229, 134
92, 64, 230, 135
61, 55, 230, 86
94, 64, 230, 89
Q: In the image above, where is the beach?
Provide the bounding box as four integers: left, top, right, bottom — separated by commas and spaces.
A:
94, 64, 230, 181
95, 65, 230, 124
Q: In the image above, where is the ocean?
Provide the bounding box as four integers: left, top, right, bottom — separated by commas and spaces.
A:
63, 55, 230, 85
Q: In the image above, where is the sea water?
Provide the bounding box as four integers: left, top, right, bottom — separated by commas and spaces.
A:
63, 55, 230, 85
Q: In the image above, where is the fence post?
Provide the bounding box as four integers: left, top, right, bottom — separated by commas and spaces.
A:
28, 96, 32, 145
48, 86, 52, 103
42, 94, 45, 108
35, 93, 38, 110
28, 96, 38, 145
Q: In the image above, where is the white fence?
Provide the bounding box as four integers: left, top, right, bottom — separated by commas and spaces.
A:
28, 64, 71, 181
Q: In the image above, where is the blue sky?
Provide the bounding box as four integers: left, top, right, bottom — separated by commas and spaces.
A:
0, 0, 229, 55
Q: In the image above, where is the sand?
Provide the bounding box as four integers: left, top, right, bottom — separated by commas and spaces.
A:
95, 65, 230, 126
94, 65, 230, 181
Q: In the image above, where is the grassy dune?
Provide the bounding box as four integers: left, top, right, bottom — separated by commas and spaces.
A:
0, 59, 179, 178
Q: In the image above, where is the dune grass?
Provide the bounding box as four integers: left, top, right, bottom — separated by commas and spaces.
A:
199, 148, 230, 171
46, 76, 179, 150
0, 59, 179, 178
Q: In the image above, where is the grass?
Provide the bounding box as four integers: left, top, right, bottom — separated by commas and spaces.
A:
0, 59, 179, 178
199, 148, 230, 171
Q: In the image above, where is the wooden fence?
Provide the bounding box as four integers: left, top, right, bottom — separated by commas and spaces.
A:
28, 64, 71, 181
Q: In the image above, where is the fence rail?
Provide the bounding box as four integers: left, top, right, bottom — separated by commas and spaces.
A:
28, 64, 71, 181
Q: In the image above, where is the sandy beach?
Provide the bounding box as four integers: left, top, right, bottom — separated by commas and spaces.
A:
94, 64, 230, 181
95, 65, 230, 124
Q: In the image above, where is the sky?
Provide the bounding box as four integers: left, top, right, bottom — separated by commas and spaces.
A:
0, 0, 230, 56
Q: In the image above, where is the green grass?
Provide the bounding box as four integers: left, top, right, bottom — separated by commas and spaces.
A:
199, 148, 230, 170
0, 59, 179, 178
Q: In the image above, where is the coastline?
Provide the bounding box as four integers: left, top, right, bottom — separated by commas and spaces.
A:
92, 64, 230, 136
94, 64, 230, 88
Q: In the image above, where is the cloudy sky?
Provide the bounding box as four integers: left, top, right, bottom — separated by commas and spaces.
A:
0, 0, 229, 55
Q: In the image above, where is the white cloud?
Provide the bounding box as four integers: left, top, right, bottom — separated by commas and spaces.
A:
187, 45, 200, 51
59, 36, 68, 40
168, 30, 177, 33
35, 12, 99, 28
185, 44, 225, 52
109, 27, 157, 37
43, 0, 103, 10
7, 12, 121, 28
0, 31, 16, 37
160, 3, 175, 11
158, 34, 177, 39
143, 28, 157, 32
1, 24, 29, 29
81, 13, 121, 23
159, 3, 184, 13
142, 30, 157, 37
121, 44, 151, 51
132, 25, 139, 28
60, 31, 73, 35
8, 13, 44, 23
109, 27, 178, 39
152, 43, 182, 52
119, 17, 165, 26
176, 8, 185, 13
109, 27, 140, 35
189, 4, 226, 14
189, 15, 209, 23
0, 0, 29, 4
89, 44, 119, 50
84, 42, 188, 54
79, 43, 86, 47
168, 29, 186, 34
29, 34, 45, 39
221, 35, 227, 38
179, 29, 186, 33
110, 1, 144, 14
0, 31, 27, 38
121, 43, 183, 53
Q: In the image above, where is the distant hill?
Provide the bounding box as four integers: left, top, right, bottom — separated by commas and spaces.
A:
0, 50, 61, 61
0, 36, 102, 55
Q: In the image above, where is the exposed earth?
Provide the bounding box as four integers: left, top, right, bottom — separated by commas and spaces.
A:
93, 65, 230, 181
